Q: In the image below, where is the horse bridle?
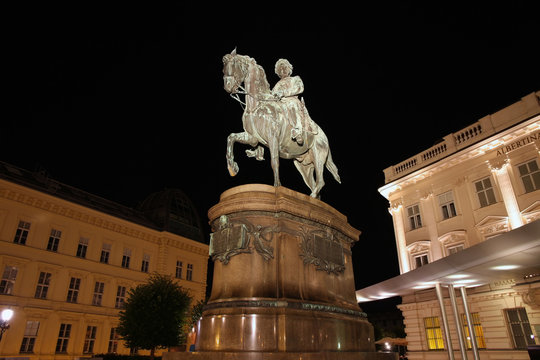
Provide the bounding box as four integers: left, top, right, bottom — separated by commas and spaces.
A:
226, 55, 277, 110
225, 55, 249, 109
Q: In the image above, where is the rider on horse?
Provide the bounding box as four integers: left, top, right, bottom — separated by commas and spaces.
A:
272, 59, 309, 146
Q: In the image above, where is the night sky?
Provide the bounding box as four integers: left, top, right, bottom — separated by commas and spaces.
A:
4, 3, 539, 291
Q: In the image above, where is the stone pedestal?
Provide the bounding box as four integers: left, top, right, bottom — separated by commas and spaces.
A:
164, 184, 396, 360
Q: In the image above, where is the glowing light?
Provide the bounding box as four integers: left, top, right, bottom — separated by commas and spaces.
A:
413, 281, 437, 289
491, 265, 520, 271
356, 295, 371, 302
454, 279, 478, 284
446, 274, 470, 279
1, 309, 13, 321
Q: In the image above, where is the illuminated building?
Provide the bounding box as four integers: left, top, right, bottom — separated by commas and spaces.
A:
357, 91, 540, 359
0, 163, 209, 359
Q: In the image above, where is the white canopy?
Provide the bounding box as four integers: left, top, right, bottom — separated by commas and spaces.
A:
356, 220, 540, 302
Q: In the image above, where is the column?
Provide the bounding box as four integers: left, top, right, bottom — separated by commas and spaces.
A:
448, 284, 468, 360
490, 161, 524, 229
435, 283, 454, 360
390, 205, 410, 273
460, 286, 480, 360
420, 194, 443, 261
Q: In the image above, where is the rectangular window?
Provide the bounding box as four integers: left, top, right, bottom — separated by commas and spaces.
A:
505, 308, 535, 349
108, 327, 119, 353
0, 265, 18, 295
100, 243, 111, 264
76, 237, 89, 258
186, 263, 193, 281
14, 220, 31, 245
121, 248, 131, 268
175, 261, 183, 279
47, 229, 62, 252
115, 286, 126, 309
424, 316, 444, 350
20, 320, 40, 353
438, 191, 457, 219
461, 313, 486, 349
414, 254, 429, 268
518, 159, 540, 193
83, 325, 97, 353
92, 281, 105, 306
66, 277, 81, 303
35, 272, 51, 299
141, 254, 150, 273
407, 204, 422, 230
475, 177, 496, 207
55, 323, 71, 353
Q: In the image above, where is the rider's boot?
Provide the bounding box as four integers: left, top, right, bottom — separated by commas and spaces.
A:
291, 127, 304, 145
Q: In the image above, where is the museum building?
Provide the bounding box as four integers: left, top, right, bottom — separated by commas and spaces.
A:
357, 91, 540, 359
0, 163, 209, 359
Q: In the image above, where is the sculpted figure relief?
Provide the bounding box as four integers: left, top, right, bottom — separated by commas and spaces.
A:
222, 49, 340, 198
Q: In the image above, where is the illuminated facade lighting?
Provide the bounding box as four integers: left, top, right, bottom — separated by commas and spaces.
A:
371, 91, 540, 359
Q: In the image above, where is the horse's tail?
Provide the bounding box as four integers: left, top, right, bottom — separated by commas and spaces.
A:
326, 149, 341, 184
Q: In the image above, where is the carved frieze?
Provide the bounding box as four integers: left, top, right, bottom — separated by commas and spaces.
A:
521, 288, 540, 308
209, 215, 277, 264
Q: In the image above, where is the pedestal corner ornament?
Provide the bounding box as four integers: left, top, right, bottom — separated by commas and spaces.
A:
209, 214, 276, 263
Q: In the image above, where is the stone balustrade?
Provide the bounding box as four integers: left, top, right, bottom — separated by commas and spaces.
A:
383, 91, 540, 184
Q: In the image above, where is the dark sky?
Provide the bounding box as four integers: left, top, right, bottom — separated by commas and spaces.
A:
3, 3, 539, 290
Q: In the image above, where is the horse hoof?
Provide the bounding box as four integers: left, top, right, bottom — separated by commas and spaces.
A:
227, 162, 239, 177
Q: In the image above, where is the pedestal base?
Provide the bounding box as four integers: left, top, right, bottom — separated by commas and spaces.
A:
172, 185, 393, 359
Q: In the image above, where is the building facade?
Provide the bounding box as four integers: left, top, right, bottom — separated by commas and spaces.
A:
378, 91, 540, 359
0, 163, 209, 359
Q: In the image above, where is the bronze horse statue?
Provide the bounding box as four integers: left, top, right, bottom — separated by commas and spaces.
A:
222, 49, 340, 198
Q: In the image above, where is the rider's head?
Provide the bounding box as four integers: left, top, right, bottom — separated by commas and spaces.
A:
275, 59, 293, 79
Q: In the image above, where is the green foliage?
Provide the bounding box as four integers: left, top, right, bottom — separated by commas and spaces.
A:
187, 299, 206, 330
117, 273, 192, 352
178, 298, 206, 345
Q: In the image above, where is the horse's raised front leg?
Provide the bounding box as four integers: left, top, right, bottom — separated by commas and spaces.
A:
226, 132, 258, 176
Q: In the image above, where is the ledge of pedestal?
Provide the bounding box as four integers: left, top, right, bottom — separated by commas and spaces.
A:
208, 184, 361, 242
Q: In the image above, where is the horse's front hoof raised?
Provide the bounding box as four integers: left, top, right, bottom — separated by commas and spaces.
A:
227, 162, 239, 177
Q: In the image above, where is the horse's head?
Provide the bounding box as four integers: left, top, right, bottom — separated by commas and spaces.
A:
222, 48, 247, 94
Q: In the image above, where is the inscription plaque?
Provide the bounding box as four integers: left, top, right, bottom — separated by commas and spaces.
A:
313, 234, 344, 267
299, 227, 345, 274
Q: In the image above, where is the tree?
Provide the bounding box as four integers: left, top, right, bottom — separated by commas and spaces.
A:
186, 299, 205, 331
117, 273, 192, 359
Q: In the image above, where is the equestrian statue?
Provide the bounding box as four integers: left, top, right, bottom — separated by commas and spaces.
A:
222, 49, 340, 198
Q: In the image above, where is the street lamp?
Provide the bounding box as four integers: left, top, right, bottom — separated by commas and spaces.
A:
0, 309, 14, 341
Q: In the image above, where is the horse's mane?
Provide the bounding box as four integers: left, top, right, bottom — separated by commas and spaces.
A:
223, 52, 271, 93
254, 63, 271, 93
238, 54, 271, 94
244, 56, 270, 94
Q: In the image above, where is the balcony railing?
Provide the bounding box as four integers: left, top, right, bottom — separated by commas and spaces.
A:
382, 91, 540, 184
